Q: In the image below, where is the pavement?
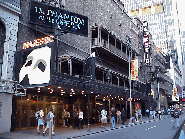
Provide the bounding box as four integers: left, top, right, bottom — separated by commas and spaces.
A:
0, 114, 184, 139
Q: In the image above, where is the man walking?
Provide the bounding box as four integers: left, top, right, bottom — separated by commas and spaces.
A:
116, 109, 121, 124
43, 109, 55, 136
101, 107, 107, 128
158, 109, 161, 120
173, 108, 179, 128
36, 108, 45, 135
78, 109, 83, 129
146, 108, 149, 118
138, 108, 142, 122
74, 108, 79, 129
121, 108, 127, 125
111, 107, 115, 128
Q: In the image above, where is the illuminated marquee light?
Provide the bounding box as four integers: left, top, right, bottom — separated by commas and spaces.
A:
22, 35, 54, 50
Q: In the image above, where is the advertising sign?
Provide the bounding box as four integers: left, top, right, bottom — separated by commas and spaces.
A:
143, 21, 150, 64
131, 59, 138, 80
14, 36, 55, 87
172, 87, 179, 101
29, 0, 88, 36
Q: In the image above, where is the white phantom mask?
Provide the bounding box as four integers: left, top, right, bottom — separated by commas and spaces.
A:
19, 46, 51, 85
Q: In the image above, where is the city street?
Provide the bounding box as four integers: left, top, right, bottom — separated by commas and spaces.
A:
0, 114, 184, 139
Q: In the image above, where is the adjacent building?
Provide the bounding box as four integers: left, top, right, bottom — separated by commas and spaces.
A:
0, 0, 21, 133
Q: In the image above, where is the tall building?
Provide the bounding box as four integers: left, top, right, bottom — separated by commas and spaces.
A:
122, 0, 182, 68
121, 0, 183, 106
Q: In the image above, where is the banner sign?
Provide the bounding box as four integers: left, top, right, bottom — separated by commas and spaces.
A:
172, 87, 179, 101
29, 0, 88, 36
131, 59, 138, 80
14, 36, 55, 87
143, 21, 150, 64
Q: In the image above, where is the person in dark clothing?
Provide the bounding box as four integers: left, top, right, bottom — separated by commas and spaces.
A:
121, 108, 127, 125
111, 107, 115, 128
74, 108, 79, 129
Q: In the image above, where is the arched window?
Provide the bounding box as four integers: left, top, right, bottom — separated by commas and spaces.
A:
0, 22, 6, 77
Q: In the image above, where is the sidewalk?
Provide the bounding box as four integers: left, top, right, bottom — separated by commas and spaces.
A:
0, 115, 171, 139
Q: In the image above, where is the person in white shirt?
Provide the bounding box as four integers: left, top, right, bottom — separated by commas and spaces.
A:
37, 108, 45, 135
116, 109, 121, 124
101, 108, 107, 128
158, 109, 161, 120
78, 109, 83, 129
43, 109, 54, 136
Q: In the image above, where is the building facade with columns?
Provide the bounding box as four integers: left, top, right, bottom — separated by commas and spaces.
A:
0, 0, 21, 133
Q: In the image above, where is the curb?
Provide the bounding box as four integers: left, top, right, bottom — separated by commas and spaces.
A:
172, 116, 185, 139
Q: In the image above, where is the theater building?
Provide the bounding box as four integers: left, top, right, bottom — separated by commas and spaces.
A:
10, 0, 156, 131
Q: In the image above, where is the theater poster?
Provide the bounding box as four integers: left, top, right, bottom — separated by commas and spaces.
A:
14, 35, 55, 87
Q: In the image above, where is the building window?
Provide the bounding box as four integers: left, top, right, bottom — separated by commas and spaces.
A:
0, 102, 2, 119
0, 22, 5, 78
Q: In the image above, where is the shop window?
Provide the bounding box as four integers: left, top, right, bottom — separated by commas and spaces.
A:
52, 96, 56, 102
0, 102, 2, 119
72, 59, 83, 78
58, 58, 69, 74
38, 95, 43, 101
46, 96, 51, 102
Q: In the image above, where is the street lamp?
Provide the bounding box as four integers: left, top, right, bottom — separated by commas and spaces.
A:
126, 35, 132, 123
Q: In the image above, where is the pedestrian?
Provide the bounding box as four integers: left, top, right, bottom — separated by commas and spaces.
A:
78, 109, 83, 129
152, 110, 156, 119
158, 109, 161, 120
146, 108, 149, 118
63, 109, 67, 127
74, 108, 79, 129
173, 108, 179, 128
170, 107, 174, 117
96, 109, 100, 123
135, 110, 138, 122
101, 107, 107, 128
121, 108, 127, 125
67, 110, 70, 127
35, 108, 45, 135
111, 107, 115, 128
43, 109, 55, 136
167, 108, 170, 118
116, 109, 121, 124
150, 110, 153, 119
138, 108, 142, 122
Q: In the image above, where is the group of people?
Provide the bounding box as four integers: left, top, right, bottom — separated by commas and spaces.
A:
73, 108, 84, 129
100, 107, 127, 129
35, 108, 55, 136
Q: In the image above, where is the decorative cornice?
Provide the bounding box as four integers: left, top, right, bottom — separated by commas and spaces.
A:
0, 1, 21, 15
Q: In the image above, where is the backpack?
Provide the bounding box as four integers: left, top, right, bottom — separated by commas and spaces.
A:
45, 113, 50, 121
35, 111, 40, 119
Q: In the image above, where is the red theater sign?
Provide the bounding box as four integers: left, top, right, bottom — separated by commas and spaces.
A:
22, 35, 54, 50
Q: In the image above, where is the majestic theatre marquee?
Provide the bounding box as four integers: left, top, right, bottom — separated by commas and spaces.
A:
14, 36, 55, 87
29, 0, 88, 36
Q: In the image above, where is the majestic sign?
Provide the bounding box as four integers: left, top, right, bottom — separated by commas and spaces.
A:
131, 59, 138, 80
15, 37, 55, 87
143, 21, 150, 64
23, 35, 54, 50
29, 0, 88, 36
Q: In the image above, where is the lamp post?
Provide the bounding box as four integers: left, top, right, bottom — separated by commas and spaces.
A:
126, 35, 132, 123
